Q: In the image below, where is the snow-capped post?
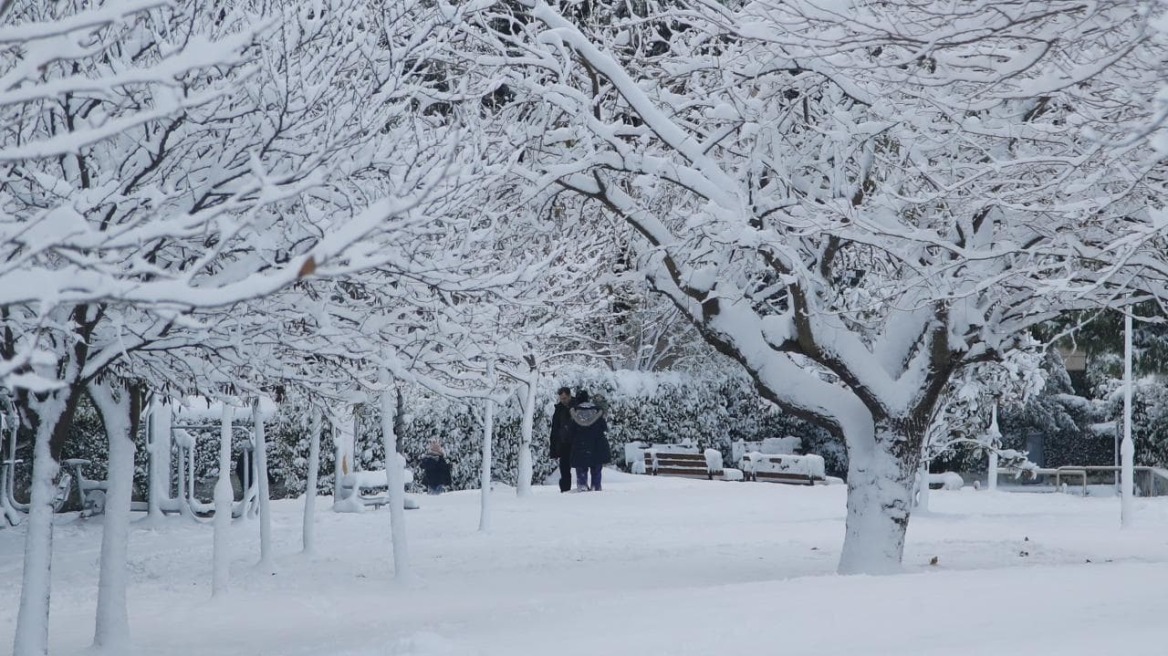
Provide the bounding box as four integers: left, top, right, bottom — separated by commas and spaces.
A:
213, 401, 235, 598
303, 408, 322, 554
516, 360, 539, 498
380, 367, 411, 580
253, 397, 274, 573
147, 394, 173, 523
987, 404, 1000, 492
88, 380, 140, 652
1122, 310, 1135, 527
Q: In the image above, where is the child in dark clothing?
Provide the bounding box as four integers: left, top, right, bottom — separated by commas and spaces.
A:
419, 440, 453, 494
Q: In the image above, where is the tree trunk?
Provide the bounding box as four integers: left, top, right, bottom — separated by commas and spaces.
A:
212, 403, 234, 597
146, 396, 172, 523
13, 394, 68, 656
516, 373, 538, 498
478, 397, 495, 532
380, 369, 411, 580
837, 431, 921, 575
915, 459, 931, 513
88, 381, 135, 652
252, 398, 273, 573
331, 405, 360, 512
302, 408, 321, 554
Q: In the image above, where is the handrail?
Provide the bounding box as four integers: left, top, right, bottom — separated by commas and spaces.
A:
1150, 468, 1168, 497
1051, 465, 1168, 497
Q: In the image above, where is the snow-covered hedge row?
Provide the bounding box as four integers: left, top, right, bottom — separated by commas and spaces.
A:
32, 369, 842, 501
263, 369, 843, 494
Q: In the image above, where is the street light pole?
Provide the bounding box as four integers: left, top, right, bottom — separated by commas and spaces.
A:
1121, 310, 1135, 528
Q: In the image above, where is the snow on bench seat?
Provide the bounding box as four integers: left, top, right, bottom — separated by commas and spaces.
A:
642, 447, 722, 480
741, 452, 826, 486
624, 441, 699, 468
928, 472, 963, 490
338, 456, 416, 510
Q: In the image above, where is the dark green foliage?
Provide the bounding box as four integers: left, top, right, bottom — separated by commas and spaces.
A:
998, 354, 1112, 469
1105, 382, 1168, 468
40, 370, 845, 498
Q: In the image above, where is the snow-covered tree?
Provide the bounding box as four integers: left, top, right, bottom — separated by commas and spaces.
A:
467, 0, 1168, 573
923, 343, 1046, 470
4, 0, 494, 651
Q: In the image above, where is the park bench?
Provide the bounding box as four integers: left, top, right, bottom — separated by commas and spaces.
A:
741, 453, 826, 486
337, 464, 419, 510
644, 449, 722, 480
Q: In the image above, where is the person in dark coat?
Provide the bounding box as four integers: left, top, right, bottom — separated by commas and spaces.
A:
568, 390, 610, 492
419, 440, 453, 494
549, 387, 574, 493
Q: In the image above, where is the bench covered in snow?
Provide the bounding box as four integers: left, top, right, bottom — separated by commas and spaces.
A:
741, 453, 826, 485
338, 463, 417, 510
639, 447, 724, 480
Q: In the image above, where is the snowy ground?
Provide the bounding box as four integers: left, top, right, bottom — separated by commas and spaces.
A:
2, 471, 1167, 655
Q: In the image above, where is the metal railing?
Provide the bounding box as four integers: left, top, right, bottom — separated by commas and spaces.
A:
1026, 465, 1168, 497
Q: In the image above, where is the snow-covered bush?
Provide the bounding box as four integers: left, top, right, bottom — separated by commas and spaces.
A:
1010, 355, 1112, 469
1105, 380, 1168, 469
48, 369, 844, 497
258, 369, 836, 492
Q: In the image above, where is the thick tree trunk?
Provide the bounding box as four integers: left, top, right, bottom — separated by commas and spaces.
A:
380, 370, 411, 580
253, 398, 273, 573
88, 381, 135, 652
212, 403, 234, 597
302, 409, 321, 554
13, 395, 68, 656
837, 430, 921, 575
516, 373, 537, 498
478, 398, 495, 532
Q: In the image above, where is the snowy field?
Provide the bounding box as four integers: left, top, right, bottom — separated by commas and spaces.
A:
2, 471, 1167, 656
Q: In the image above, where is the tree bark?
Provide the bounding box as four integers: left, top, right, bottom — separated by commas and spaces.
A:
146, 396, 172, 522
516, 371, 538, 498
380, 369, 411, 580
837, 427, 922, 575
478, 397, 495, 533
88, 380, 137, 652
212, 403, 234, 597
302, 408, 321, 554
253, 398, 274, 573
331, 405, 359, 512
13, 393, 68, 656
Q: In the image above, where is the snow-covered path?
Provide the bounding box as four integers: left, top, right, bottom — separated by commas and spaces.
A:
2, 471, 1167, 655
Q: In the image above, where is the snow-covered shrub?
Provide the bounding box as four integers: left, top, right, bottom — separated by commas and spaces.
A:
1104, 379, 1168, 469
52, 369, 843, 497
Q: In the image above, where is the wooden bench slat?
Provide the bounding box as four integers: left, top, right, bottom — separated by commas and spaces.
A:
754, 471, 822, 486
756, 473, 813, 480
640, 449, 720, 481
654, 469, 711, 479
